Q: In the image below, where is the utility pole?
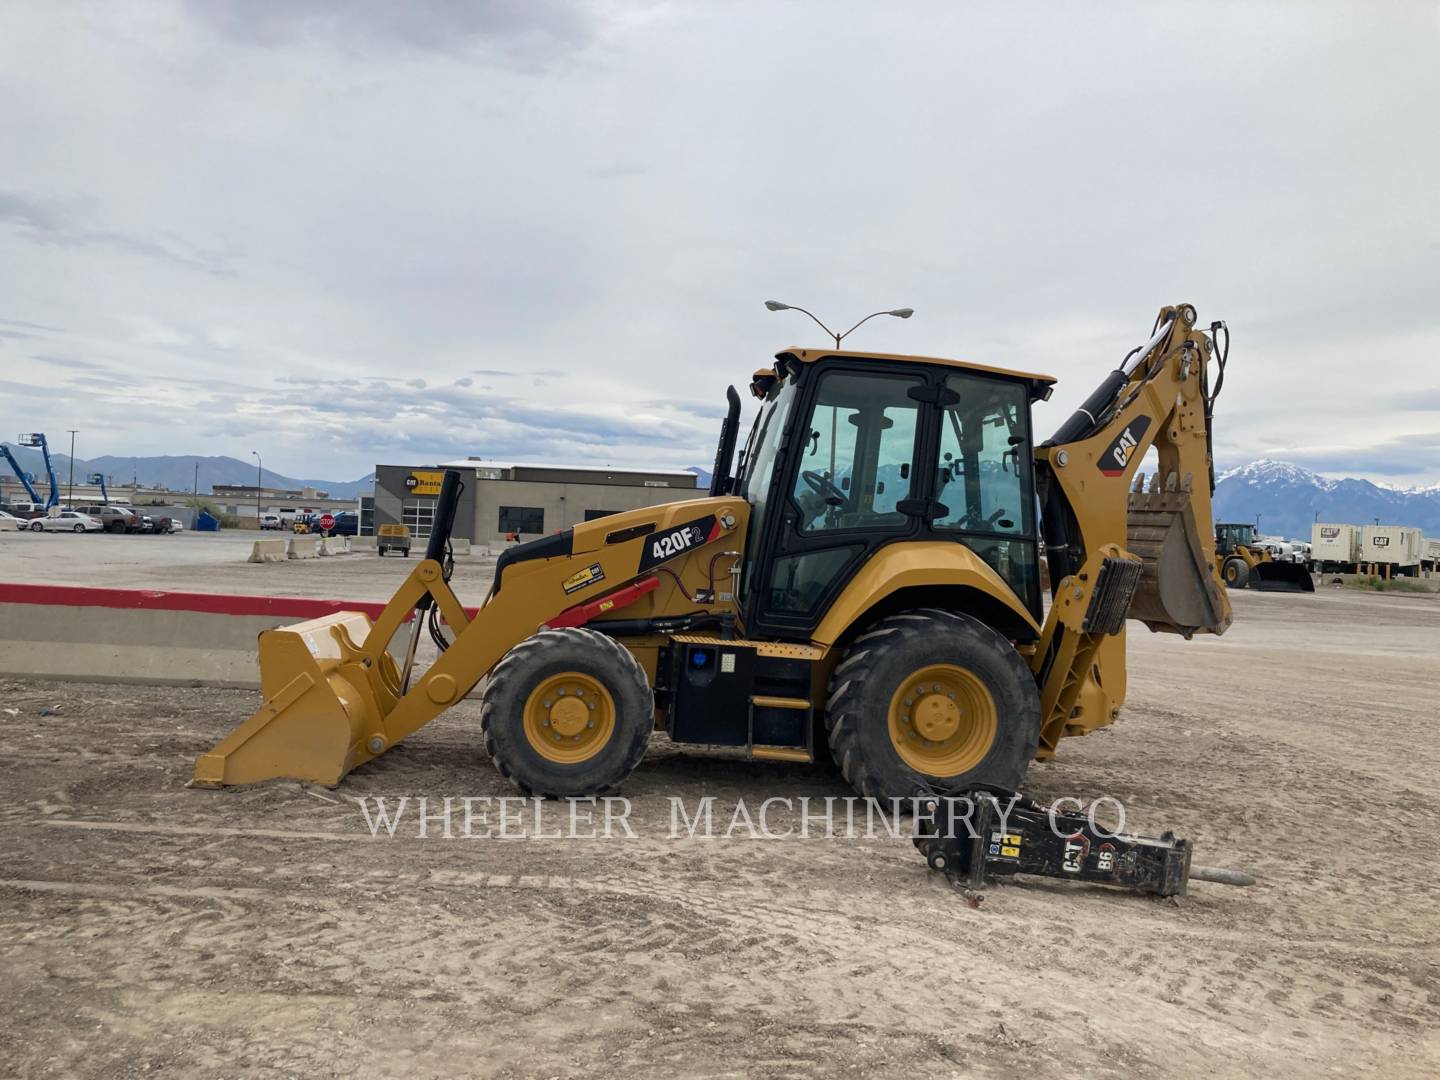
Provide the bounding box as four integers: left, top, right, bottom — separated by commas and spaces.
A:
193, 461, 199, 501
66, 430, 78, 507
252, 451, 262, 524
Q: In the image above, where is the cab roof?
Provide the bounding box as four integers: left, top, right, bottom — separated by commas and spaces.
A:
776, 346, 1057, 398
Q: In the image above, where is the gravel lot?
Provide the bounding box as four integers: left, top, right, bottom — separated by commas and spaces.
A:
1, 534, 1438, 1077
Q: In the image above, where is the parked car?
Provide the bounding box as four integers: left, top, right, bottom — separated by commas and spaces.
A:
72, 504, 139, 533
167, 518, 185, 533
259, 513, 282, 530
0, 508, 26, 530
29, 511, 103, 533
133, 514, 155, 534
150, 516, 181, 534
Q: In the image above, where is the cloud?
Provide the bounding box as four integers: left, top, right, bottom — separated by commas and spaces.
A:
1, 2, 1438, 484
1275, 433, 1440, 480
185, 0, 603, 66
0, 192, 236, 277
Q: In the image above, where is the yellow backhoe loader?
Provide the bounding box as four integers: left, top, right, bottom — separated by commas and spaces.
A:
1213, 521, 1316, 592
195, 303, 1233, 801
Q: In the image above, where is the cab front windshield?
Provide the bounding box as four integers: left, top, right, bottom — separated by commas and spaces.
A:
736, 377, 798, 600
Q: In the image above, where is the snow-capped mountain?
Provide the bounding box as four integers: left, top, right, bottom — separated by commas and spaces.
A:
1213, 460, 1440, 539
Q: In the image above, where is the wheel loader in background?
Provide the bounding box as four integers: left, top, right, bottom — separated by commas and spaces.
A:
195, 303, 1233, 801
1213, 521, 1316, 592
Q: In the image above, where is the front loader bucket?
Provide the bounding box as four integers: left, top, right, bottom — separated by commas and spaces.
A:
1249, 560, 1316, 593
193, 611, 397, 787
1126, 488, 1233, 636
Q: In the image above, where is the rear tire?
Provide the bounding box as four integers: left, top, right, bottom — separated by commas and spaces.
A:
481, 628, 653, 798
825, 609, 1040, 800
73, 523, 84, 532
1222, 557, 1249, 589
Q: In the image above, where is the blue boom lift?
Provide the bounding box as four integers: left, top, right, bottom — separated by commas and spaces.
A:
88, 472, 110, 503
17, 434, 61, 510
2, 444, 44, 506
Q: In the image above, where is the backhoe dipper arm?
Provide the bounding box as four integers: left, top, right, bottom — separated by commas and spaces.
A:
1028, 303, 1232, 756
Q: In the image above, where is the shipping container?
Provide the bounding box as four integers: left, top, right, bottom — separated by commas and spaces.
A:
1360, 525, 1423, 572
1311, 523, 1360, 571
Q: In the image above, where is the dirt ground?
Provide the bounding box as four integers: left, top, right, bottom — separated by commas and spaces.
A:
1, 540, 1438, 1077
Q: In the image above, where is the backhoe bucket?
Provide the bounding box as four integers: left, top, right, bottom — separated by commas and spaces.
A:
1126, 489, 1233, 636
193, 611, 397, 787
1248, 560, 1316, 593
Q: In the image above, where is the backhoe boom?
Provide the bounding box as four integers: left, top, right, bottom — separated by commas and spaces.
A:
1029, 303, 1231, 754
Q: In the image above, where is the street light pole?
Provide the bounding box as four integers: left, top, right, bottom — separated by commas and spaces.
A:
252, 450, 262, 525
66, 430, 78, 508
193, 461, 199, 501
765, 300, 914, 349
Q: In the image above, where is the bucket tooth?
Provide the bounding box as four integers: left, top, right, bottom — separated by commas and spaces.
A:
193, 611, 388, 787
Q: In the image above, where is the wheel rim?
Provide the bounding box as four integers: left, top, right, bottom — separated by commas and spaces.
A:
887, 663, 998, 777
1224, 560, 1241, 585
523, 672, 617, 764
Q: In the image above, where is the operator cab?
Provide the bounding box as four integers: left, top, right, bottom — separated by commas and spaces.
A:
1214, 521, 1257, 556
730, 348, 1055, 640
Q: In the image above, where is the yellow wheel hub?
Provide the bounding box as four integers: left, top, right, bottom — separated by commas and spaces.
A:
888, 663, 998, 777
523, 672, 616, 764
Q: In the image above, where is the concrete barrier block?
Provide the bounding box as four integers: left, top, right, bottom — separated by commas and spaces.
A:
0, 585, 414, 688
351, 535, 377, 550
249, 539, 287, 563
287, 537, 320, 559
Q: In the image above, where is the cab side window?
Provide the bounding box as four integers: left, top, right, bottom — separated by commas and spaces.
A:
790, 371, 921, 534
933, 374, 1030, 535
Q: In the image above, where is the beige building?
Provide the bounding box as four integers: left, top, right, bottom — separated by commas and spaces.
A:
371, 459, 706, 545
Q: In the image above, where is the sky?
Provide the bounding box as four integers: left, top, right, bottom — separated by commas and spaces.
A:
1, 0, 1438, 485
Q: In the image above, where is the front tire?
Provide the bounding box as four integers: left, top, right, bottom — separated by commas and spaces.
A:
30, 521, 43, 532
1222, 557, 1249, 589
825, 610, 1041, 800
480, 628, 653, 798
73, 523, 84, 532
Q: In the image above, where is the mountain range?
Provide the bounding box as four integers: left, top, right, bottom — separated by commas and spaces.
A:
1214, 460, 1440, 539
0, 443, 374, 499
6, 446, 1436, 539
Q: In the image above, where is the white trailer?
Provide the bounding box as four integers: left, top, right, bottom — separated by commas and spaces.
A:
1360, 525, 1423, 575
1423, 536, 1440, 573
1312, 523, 1360, 572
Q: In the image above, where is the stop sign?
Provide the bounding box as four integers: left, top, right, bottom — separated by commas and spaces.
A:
319, 513, 336, 532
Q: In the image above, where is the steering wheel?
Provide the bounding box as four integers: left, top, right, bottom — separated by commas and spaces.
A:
960, 506, 1010, 531
800, 469, 846, 505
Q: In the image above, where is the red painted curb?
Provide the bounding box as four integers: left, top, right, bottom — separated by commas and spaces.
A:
0, 583, 398, 621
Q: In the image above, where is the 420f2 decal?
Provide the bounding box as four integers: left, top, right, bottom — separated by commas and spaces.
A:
638, 514, 720, 571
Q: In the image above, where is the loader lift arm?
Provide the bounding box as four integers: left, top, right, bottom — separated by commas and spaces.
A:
194, 469, 748, 787
1029, 303, 1232, 755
